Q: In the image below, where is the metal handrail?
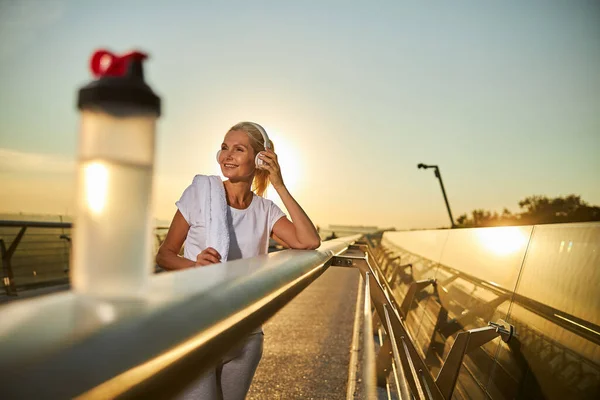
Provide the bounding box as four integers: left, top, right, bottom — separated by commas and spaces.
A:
0, 220, 169, 230
0, 220, 72, 229
0, 234, 361, 399
382, 303, 412, 399
362, 272, 377, 399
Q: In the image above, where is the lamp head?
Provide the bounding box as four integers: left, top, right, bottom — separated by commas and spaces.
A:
417, 163, 438, 170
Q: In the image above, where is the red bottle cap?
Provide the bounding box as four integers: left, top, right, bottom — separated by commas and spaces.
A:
77, 49, 161, 116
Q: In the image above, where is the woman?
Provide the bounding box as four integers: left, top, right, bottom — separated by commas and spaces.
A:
156, 121, 321, 399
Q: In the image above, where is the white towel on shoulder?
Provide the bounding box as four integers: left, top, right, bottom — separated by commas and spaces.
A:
192, 174, 230, 262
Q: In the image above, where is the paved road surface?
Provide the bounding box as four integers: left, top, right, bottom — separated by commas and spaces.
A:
247, 267, 361, 400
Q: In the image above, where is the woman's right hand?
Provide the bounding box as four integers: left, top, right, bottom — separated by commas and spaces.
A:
195, 247, 222, 266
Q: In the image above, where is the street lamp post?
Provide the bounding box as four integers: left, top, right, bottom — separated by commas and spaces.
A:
417, 163, 456, 228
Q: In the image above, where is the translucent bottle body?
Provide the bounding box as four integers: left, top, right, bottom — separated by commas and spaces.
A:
72, 108, 156, 297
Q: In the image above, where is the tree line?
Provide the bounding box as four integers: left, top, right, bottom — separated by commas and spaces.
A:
456, 195, 600, 227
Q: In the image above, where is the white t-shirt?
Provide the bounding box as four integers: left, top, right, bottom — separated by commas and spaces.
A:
176, 181, 286, 263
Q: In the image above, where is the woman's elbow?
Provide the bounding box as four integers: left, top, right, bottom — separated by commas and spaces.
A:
155, 247, 172, 269
155, 251, 165, 268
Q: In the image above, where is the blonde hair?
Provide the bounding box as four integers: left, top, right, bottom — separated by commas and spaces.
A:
228, 122, 274, 197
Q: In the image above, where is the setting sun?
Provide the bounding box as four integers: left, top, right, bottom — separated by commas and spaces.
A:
261, 127, 301, 202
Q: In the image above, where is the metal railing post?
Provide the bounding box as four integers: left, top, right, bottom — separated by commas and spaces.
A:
435, 321, 513, 399
399, 279, 436, 319
0, 227, 26, 296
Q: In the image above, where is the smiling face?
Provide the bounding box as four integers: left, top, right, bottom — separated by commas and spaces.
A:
218, 129, 258, 181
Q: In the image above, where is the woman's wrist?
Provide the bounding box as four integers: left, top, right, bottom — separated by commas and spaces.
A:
272, 182, 287, 192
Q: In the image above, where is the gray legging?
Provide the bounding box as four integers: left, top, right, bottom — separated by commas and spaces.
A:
175, 332, 264, 400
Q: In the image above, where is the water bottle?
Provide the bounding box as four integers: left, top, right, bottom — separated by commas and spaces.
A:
71, 50, 161, 297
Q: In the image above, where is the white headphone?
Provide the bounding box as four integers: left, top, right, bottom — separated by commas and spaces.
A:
216, 122, 272, 167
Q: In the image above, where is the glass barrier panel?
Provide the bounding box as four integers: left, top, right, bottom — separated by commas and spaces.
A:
381, 230, 449, 359
487, 223, 600, 400
424, 226, 533, 398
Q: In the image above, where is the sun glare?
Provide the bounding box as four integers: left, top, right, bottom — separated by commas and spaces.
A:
265, 130, 300, 198
84, 162, 108, 215
476, 227, 528, 256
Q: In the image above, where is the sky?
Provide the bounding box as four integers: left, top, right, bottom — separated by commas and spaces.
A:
0, 0, 599, 230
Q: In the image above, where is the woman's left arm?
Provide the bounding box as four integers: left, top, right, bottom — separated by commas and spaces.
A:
258, 149, 321, 250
